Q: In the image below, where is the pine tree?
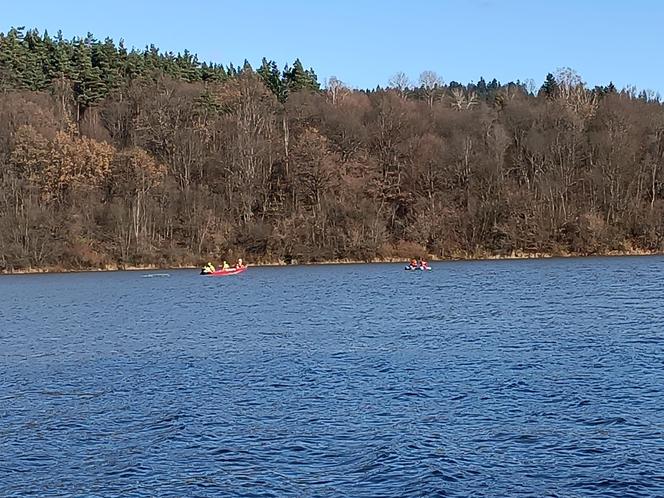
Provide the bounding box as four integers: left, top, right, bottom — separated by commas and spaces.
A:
124, 49, 145, 81
21, 29, 50, 90
72, 39, 105, 118
240, 59, 253, 74
143, 44, 161, 75
448, 81, 463, 91
257, 58, 287, 102
476, 77, 487, 100
0, 27, 27, 89
539, 73, 558, 99
93, 37, 122, 97
200, 62, 226, 82
283, 58, 320, 93
50, 30, 72, 78
176, 49, 199, 81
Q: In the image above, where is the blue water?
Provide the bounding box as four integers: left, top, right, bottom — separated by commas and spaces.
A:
2, 257, 664, 497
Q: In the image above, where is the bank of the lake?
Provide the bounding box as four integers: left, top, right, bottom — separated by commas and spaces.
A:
2, 247, 662, 275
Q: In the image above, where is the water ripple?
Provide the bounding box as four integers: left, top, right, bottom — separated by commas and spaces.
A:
1, 257, 664, 496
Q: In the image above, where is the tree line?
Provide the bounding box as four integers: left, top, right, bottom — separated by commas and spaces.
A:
1, 27, 664, 271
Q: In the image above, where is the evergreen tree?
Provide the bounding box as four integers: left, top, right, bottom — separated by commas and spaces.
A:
0, 27, 26, 89
448, 81, 463, 91
176, 49, 199, 81
93, 37, 122, 96
143, 44, 161, 74
487, 78, 500, 91
283, 58, 319, 93
476, 77, 487, 100
539, 73, 558, 99
241, 59, 253, 74
72, 39, 105, 113
21, 30, 42, 90
200, 62, 226, 82
124, 49, 145, 81
50, 30, 72, 79
257, 58, 286, 102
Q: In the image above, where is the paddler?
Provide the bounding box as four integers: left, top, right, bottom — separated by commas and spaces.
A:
235, 258, 244, 269
222, 261, 230, 270
204, 262, 215, 273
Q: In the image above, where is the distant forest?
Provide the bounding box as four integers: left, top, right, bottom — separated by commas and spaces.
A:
1, 27, 664, 271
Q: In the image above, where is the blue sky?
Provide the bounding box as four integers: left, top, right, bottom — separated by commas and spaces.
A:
2, 0, 663, 92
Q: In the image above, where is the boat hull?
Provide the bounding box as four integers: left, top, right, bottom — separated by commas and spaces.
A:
201, 266, 247, 276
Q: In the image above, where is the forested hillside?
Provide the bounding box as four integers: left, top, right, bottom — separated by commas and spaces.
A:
1, 27, 664, 271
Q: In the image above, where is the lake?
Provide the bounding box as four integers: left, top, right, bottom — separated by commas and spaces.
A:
1, 257, 664, 497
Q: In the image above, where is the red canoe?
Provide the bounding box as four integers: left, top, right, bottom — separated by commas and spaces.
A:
202, 266, 247, 276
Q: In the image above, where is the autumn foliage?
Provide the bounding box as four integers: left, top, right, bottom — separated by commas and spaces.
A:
1, 27, 664, 271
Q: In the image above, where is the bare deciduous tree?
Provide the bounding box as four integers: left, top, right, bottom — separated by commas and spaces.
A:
450, 88, 478, 111
326, 76, 349, 105
419, 70, 444, 108
388, 71, 411, 99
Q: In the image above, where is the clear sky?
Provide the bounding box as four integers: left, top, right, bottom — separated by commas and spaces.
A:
2, 0, 663, 92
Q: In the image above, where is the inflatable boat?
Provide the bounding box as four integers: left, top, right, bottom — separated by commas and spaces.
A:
201, 266, 247, 276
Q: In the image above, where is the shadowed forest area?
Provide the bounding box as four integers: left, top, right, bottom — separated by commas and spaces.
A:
1, 27, 664, 271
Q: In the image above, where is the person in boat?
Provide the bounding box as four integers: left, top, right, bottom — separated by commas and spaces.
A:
203, 262, 215, 274
222, 261, 230, 270
406, 258, 418, 270
235, 258, 245, 269
420, 259, 430, 270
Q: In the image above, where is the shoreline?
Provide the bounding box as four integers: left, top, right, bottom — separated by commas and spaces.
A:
2, 249, 663, 275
